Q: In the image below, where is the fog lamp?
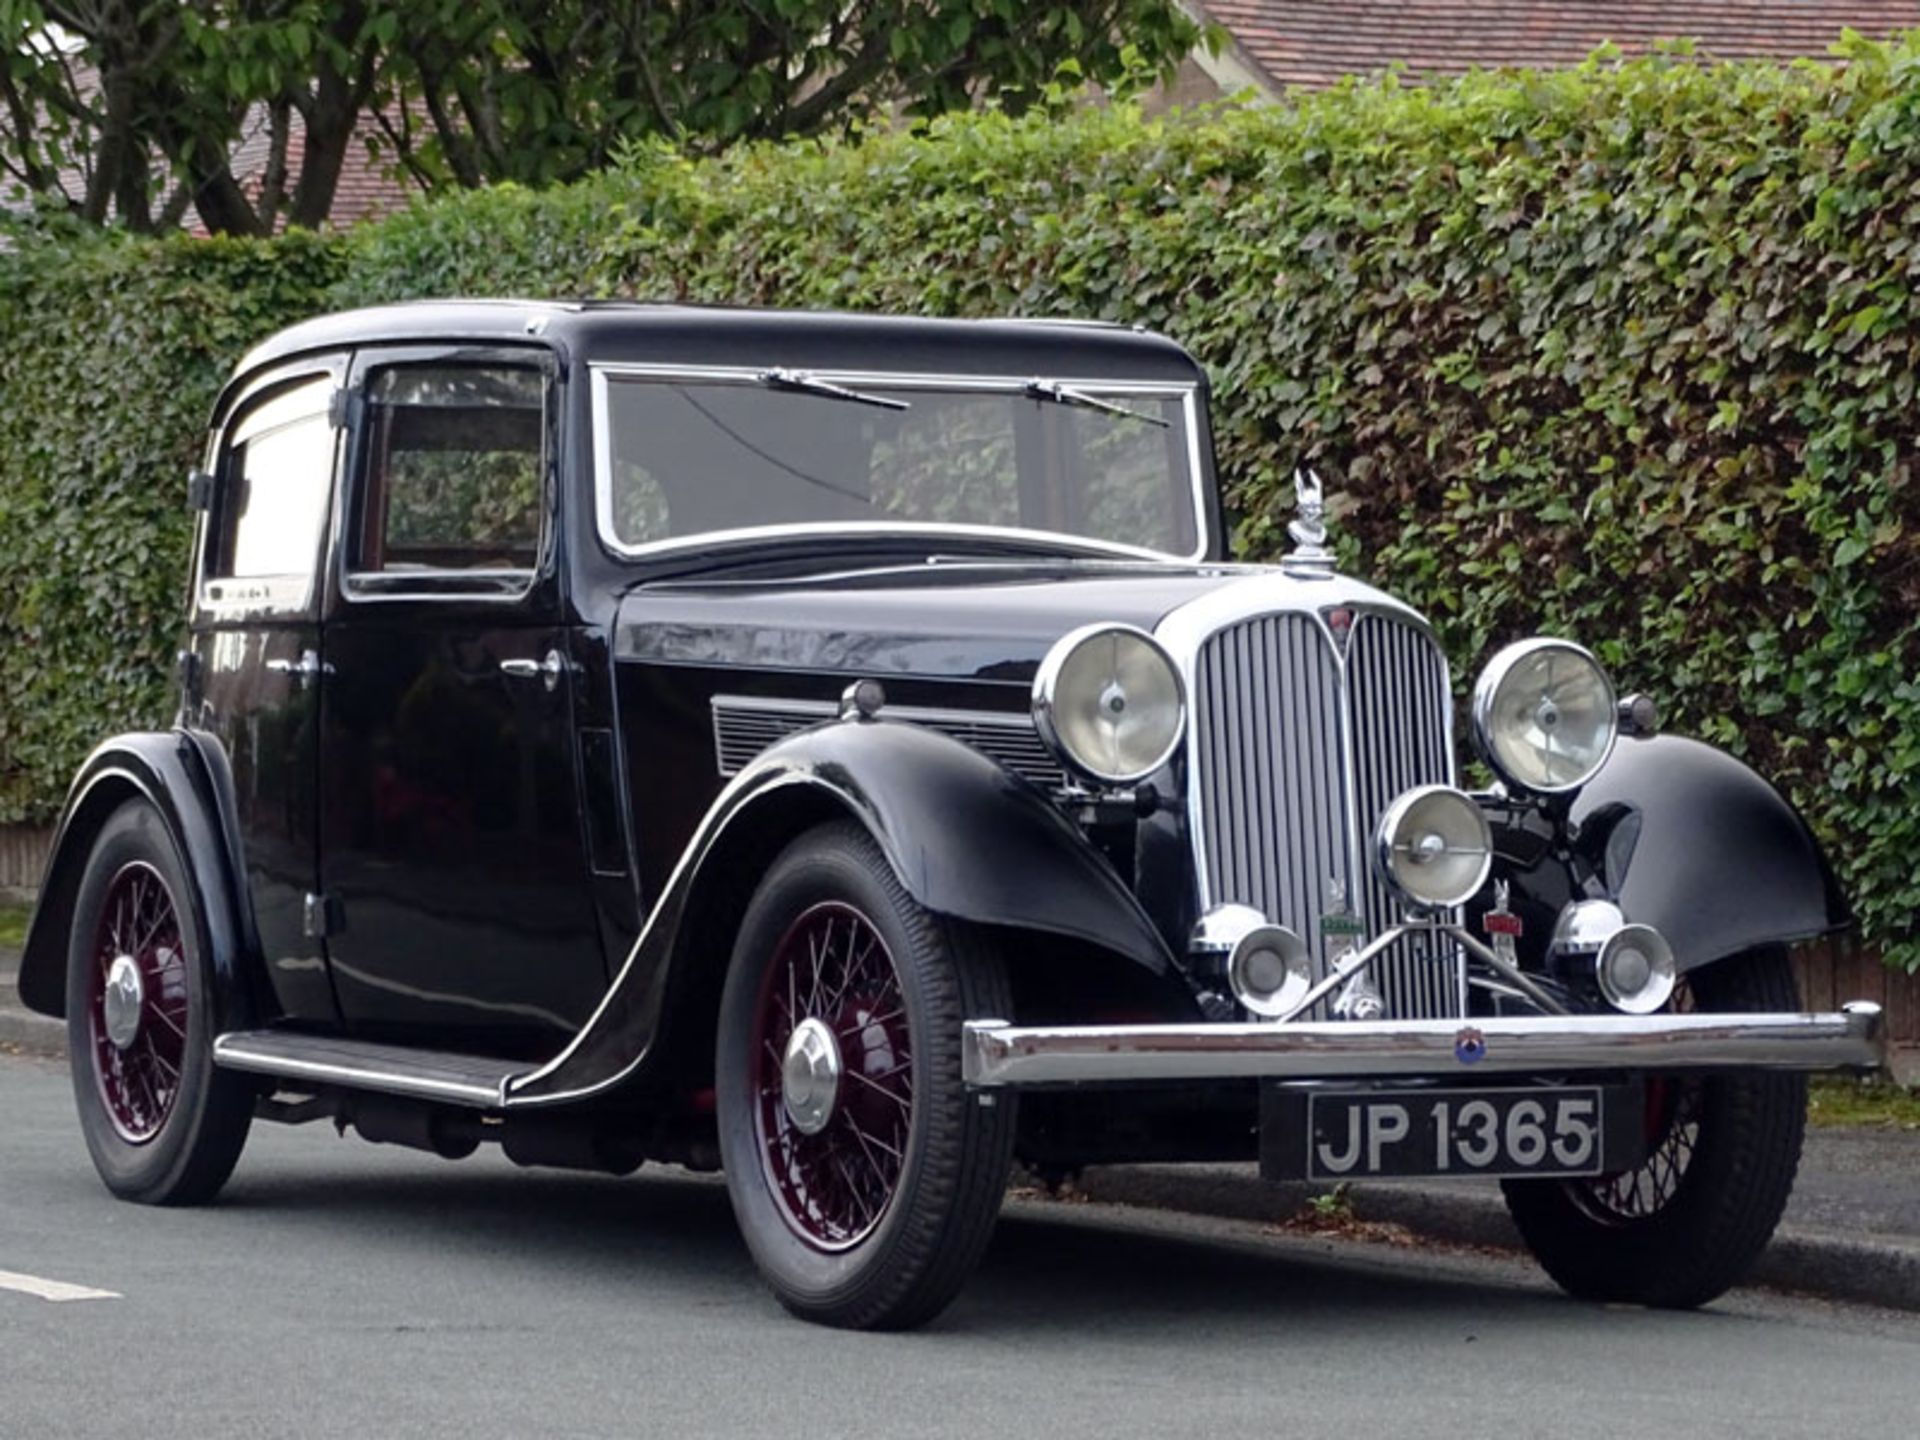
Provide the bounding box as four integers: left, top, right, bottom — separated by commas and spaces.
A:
1190, 905, 1313, 1019
1595, 923, 1677, 1015
1374, 785, 1493, 911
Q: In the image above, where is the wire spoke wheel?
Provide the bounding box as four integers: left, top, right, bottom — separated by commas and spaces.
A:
86, 860, 190, 1144
1572, 978, 1702, 1224
1501, 949, 1807, 1309
1575, 1076, 1703, 1222
717, 822, 1015, 1328
66, 799, 253, 1205
752, 901, 913, 1251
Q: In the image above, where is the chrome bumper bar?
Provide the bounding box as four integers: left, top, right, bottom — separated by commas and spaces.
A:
961, 1002, 1886, 1089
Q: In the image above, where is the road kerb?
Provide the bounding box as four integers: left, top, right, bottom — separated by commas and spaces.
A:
1075, 1161, 1920, 1314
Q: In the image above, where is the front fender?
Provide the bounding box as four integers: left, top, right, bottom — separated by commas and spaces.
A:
782, 719, 1175, 969
505, 716, 1175, 1108
1494, 733, 1847, 973
17, 732, 258, 1030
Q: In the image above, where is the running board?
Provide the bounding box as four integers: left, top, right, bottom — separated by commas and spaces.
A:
212, 1031, 523, 1109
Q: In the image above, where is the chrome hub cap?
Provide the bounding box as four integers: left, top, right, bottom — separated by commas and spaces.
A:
781, 1016, 842, 1137
102, 954, 146, 1051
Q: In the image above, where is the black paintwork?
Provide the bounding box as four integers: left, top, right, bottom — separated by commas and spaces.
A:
215, 302, 1208, 432
19, 735, 262, 1032
611, 565, 1235, 914
509, 717, 1186, 1107
1577, 734, 1847, 965
318, 610, 609, 1056
1472, 734, 1848, 981
17, 300, 1852, 1143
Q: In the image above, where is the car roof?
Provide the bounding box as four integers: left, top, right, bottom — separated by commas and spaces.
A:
227, 299, 1208, 402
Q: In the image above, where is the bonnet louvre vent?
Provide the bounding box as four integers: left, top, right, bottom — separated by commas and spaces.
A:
711, 696, 1065, 790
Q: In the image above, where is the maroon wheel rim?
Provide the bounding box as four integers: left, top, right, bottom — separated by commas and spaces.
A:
86, 861, 189, 1144
1573, 980, 1702, 1222
750, 901, 913, 1251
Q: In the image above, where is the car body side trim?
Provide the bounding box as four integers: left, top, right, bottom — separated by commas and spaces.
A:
212, 1031, 519, 1107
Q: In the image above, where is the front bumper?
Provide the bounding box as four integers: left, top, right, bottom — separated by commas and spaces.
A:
961, 1002, 1886, 1089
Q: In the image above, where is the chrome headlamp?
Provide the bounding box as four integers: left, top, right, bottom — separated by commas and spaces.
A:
1033, 624, 1186, 785
1472, 639, 1618, 795
1374, 785, 1493, 911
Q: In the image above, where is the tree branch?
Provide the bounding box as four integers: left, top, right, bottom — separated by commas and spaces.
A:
0, 68, 64, 196
254, 98, 291, 229
411, 53, 486, 188
780, 34, 896, 135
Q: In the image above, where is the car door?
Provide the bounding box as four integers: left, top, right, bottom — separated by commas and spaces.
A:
319, 347, 608, 1058
188, 362, 343, 1025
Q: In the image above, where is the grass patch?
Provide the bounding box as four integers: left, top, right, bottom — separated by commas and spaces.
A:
0, 899, 30, 950
1808, 1077, 1920, 1130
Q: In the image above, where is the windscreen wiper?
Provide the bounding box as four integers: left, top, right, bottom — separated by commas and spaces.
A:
758, 368, 910, 411
1025, 379, 1170, 428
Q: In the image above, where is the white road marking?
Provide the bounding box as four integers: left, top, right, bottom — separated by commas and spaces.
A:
0, 1269, 122, 1303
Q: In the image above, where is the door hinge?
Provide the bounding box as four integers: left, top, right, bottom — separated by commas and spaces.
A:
186, 469, 215, 511
302, 892, 342, 940
328, 386, 361, 431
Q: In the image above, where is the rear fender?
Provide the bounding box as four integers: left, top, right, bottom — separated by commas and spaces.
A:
16, 732, 259, 1030
505, 716, 1178, 1107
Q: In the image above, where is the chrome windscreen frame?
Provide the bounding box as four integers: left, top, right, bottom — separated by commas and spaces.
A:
587, 363, 1215, 566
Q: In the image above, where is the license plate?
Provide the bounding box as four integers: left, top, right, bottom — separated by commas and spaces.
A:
1299, 1086, 1619, 1181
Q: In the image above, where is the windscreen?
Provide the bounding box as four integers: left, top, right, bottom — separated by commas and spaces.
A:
600, 376, 1200, 556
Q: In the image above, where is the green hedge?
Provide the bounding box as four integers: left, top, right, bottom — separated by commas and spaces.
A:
5, 40, 1919, 968
0, 231, 344, 828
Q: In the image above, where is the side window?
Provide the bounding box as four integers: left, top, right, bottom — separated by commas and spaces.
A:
352, 364, 545, 582
204, 375, 337, 609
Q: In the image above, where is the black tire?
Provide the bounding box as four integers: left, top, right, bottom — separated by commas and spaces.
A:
715, 821, 1016, 1329
1502, 946, 1806, 1308
64, 800, 253, 1205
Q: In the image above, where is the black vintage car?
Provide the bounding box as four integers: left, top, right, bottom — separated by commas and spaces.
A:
18, 301, 1885, 1329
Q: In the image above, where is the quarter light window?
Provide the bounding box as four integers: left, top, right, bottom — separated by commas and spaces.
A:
206, 376, 336, 607
353, 365, 545, 579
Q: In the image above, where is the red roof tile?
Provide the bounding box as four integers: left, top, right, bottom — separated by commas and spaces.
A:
1196, 2, 1920, 88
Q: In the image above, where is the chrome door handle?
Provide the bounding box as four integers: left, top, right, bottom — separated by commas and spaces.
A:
265, 649, 329, 689
499, 649, 569, 692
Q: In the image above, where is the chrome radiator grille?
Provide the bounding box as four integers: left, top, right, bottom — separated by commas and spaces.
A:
1191, 611, 1458, 1018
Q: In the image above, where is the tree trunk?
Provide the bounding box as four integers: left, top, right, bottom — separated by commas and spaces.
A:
288, 4, 377, 228
188, 163, 268, 237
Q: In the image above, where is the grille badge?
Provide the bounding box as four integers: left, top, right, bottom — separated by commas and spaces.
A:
1324, 605, 1355, 654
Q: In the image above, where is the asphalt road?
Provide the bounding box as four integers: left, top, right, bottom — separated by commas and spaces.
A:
3, 1052, 1916, 1440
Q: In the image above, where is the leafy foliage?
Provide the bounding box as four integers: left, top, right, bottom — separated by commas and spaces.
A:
7, 40, 1920, 969
0, 1, 389, 233
0, 227, 343, 813
0, 1, 1203, 232
370, 1, 1206, 184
